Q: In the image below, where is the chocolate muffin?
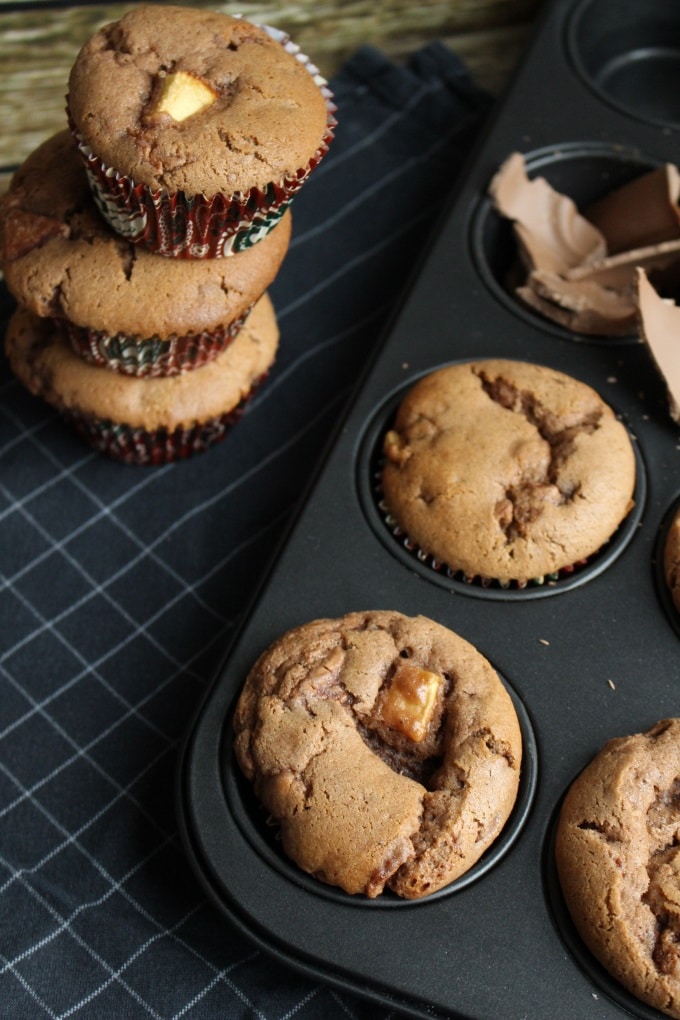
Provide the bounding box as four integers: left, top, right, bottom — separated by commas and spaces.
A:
0, 131, 291, 376
67, 5, 335, 256
381, 359, 636, 586
555, 719, 680, 1018
5, 293, 279, 464
233, 610, 523, 899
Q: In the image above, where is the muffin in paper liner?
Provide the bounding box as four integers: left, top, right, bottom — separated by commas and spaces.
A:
63, 376, 267, 465
62, 306, 251, 378
5, 294, 279, 465
377, 360, 637, 590
67, 23, 337, 258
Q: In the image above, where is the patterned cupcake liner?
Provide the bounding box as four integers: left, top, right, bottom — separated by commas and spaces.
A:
63, 371, 268, 465
372, 457, 589, 590
378, 497, 588, 590
61, 308, 250, 377
67, 26, 337, 259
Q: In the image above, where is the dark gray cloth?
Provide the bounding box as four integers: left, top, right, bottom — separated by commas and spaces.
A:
0, 43, 491, 1019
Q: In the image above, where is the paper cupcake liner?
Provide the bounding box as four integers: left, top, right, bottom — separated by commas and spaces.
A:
378, 499, 588, 589
67, 27, 337, 259
61, 308, 250, 377
63, 371, 267, 465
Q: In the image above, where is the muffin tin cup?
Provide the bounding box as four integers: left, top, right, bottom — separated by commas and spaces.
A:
544, 787, 679, 1020
62, 308, 250, 377
67, 27, 337, 259
357, 371, 647, 600
471, 142, 664, 343
176, 0, 680, 1015
655, 494, 680, 639
567, 0, 680, 129
221, 676, 539, 909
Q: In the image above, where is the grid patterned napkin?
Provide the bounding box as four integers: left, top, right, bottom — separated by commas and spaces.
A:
0, 42, 491, 1020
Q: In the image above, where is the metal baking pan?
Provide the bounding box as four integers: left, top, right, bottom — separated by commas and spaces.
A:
176, 0, 680, 1016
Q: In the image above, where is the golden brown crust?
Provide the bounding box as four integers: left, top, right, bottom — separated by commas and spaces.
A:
67, 6, 329, 195
5, 294, 278, 430
0, 131, 291, 339
381, 359, 636, 584
555, 720, 680, 1018
233, 610, 522, 899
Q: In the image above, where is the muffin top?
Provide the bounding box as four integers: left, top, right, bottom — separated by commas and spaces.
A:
233, 610, 522, 899
381, 359, 636, 584
555, 719, 680, 1018
5, 294, 278, 431
67, 6, 331, 196
0, 131, 291, 339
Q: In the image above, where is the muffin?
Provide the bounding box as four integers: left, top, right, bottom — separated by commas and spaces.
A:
380, 359, 636, 587
5, 293, 279, 464
0, 131, 291, 376
664, 506, 680, 614
555, 719, 680, 1018
233, 610, 523, 899
67, 6, 336, 257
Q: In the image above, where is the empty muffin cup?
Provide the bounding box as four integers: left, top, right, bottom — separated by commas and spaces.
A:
567, 0, 680, 128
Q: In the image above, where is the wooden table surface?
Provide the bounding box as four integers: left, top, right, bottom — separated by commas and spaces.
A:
0, 0, 539, 192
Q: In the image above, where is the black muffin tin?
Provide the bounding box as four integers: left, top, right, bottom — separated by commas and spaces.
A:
177, 0, 680, 1016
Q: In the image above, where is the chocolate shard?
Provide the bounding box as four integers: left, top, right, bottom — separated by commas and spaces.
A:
636, 268, 680, 423
584, 165, 680, 254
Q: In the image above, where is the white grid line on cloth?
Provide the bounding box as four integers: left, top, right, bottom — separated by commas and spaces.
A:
0, 660, 176, 842
0, 417, 227, 629
290, 113, 463, 248
0, 857, 172, 1020
0, 818, 178, 970
302, 78, 435, 182
0, 415, 160, 525
0, 327, 357, 656
278, 201, 443, 322
247, 304, 388, 404
0, 796, 266, 1020
168, 949, 262, 1020
277, 988, 323, 1020
0, 567, 181, 746
0, 948, 59, 1020
0, 504, 289, 749
0, 484, 213, 690
0, 402, 93, 464
0, 757, 244, 1020
0, 778, 180, 1019
54, 901, 233, 1020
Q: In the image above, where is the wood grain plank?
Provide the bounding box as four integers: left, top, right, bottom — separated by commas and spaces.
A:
0, 0, 540, 187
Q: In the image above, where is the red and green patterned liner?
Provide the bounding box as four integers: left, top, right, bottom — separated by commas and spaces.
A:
62, 371, 268, 465
61, 307, 251, 377
67, 27, 337, 259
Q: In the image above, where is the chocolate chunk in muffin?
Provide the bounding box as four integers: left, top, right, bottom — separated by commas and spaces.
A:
233, 610, 522, 899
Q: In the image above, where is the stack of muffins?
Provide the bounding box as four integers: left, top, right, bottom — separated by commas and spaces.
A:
0, 5, 336, 465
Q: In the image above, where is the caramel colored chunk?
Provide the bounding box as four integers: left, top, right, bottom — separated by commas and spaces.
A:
379, 661, 443, 742
152, 71, 217, 122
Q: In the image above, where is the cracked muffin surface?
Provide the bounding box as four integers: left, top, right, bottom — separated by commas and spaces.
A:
232, 610, 522, 899
0, 131, 291, 341
381, 359, 636, 585
555, 720, 680, 1018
